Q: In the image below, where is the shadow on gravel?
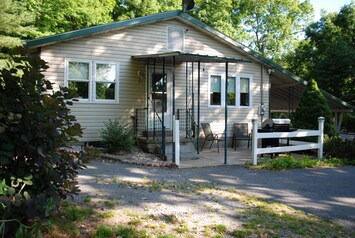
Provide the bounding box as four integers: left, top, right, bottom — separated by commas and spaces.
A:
76, 161, 355, 231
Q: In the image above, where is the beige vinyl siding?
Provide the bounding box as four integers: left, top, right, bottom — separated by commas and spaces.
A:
40, 18, 269, 141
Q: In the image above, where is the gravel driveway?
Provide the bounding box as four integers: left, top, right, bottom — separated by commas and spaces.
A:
74, 159, 355, 234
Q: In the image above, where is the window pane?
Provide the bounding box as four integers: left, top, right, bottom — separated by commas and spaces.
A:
152, 74, 167, 92
240, 77, 249, 93
240, 77, 250, 106
96, 64, 116, 82
96, 83, 115, 100
68, 81, 89, 99
69, 62, 89, 80
210, 75, 221, 105
227, 77, 236, 106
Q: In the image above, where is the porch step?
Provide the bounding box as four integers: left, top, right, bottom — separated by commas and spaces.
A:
136, 136, 197, 155
142, 130, 173, 137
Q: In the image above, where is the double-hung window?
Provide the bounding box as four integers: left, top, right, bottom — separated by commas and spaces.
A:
65, 59, 119, 103
208, 74, 252, 107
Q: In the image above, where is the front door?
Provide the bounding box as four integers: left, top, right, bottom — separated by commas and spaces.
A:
148, 67, 172, 129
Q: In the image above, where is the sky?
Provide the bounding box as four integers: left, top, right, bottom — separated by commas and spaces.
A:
310, 0, 352, 20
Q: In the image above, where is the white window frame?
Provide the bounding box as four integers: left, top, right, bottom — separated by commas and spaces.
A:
93, 61, 119, 103
64, 59, 92, 102
64, 59, 119, 103
208, 73, 253, 108
166, 26, 185, 52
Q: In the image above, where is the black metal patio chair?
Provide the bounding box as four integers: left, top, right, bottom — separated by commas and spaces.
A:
200, 123, 225, 153
232, 123, 251, 150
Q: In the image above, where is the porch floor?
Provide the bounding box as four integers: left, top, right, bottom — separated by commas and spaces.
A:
178, 147, 252, 169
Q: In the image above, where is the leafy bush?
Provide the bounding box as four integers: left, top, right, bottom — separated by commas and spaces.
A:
246, 155, 352, 170
100, 119, 135, 153
0, 50, 83, 236
324, 136, 355, 162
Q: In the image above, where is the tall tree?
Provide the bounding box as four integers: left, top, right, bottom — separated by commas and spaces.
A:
0, 0, 38, 67
285, 2, 355, 105
25, 0, 116, 35
191, 0, 245, 40
233, 0, 313, 61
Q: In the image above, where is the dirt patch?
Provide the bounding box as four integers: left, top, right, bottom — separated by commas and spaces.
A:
99, 150, 178, 168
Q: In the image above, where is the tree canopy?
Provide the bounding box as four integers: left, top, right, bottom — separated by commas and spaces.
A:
285, 2, 355, 105
0, 0, 39, 67
233, 0, 314, 61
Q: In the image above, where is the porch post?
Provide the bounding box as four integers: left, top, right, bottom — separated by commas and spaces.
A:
162, 57, 166, 158
197, 61, 201, 153
153, 59, 156, 139
318, 117, 325, 159
185, 62, 188, 138
146, 59, 150, 139
172, 56, 176, 163
192, 62, 195, 138
252, 118, 259, 165
224, 62, 228, 164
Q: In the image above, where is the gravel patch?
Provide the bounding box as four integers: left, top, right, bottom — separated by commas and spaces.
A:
70, 154, 355, 237
73, 160, 244, 237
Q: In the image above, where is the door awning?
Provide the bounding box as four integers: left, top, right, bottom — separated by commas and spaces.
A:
132, 51, 252, 63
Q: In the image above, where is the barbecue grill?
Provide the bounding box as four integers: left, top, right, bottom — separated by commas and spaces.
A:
259, 118, 293, 148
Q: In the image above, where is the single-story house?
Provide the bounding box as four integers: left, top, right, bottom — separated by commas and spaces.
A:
24, 10, 354, 160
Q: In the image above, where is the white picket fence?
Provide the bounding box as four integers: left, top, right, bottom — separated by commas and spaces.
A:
251, 117, 325, 165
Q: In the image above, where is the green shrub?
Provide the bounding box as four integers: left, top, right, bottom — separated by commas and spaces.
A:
0, 49, 83, 236
324, 136, 355, 162
293, 79, 334, 136
100, 118, 134, 152
246, 154, 353, 170
341, 113, 355, 132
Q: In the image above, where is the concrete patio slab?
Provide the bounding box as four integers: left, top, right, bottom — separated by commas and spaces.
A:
179, 147, 252, 168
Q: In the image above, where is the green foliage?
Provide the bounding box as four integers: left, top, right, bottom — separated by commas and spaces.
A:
324, 136, 355, 162
232, 0, 313, 60
191, 0, 243, 40
63, 205, 94, 222
25, 0, 116, 35
0, 49, 83, 236
293, 79, 334, 136
342, 113, 355, 132
0, 0, 39, 67
285, 2, 355, 105
246, 154, 352, 170
100, 118, 135, 153
95, 224, 149, 238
